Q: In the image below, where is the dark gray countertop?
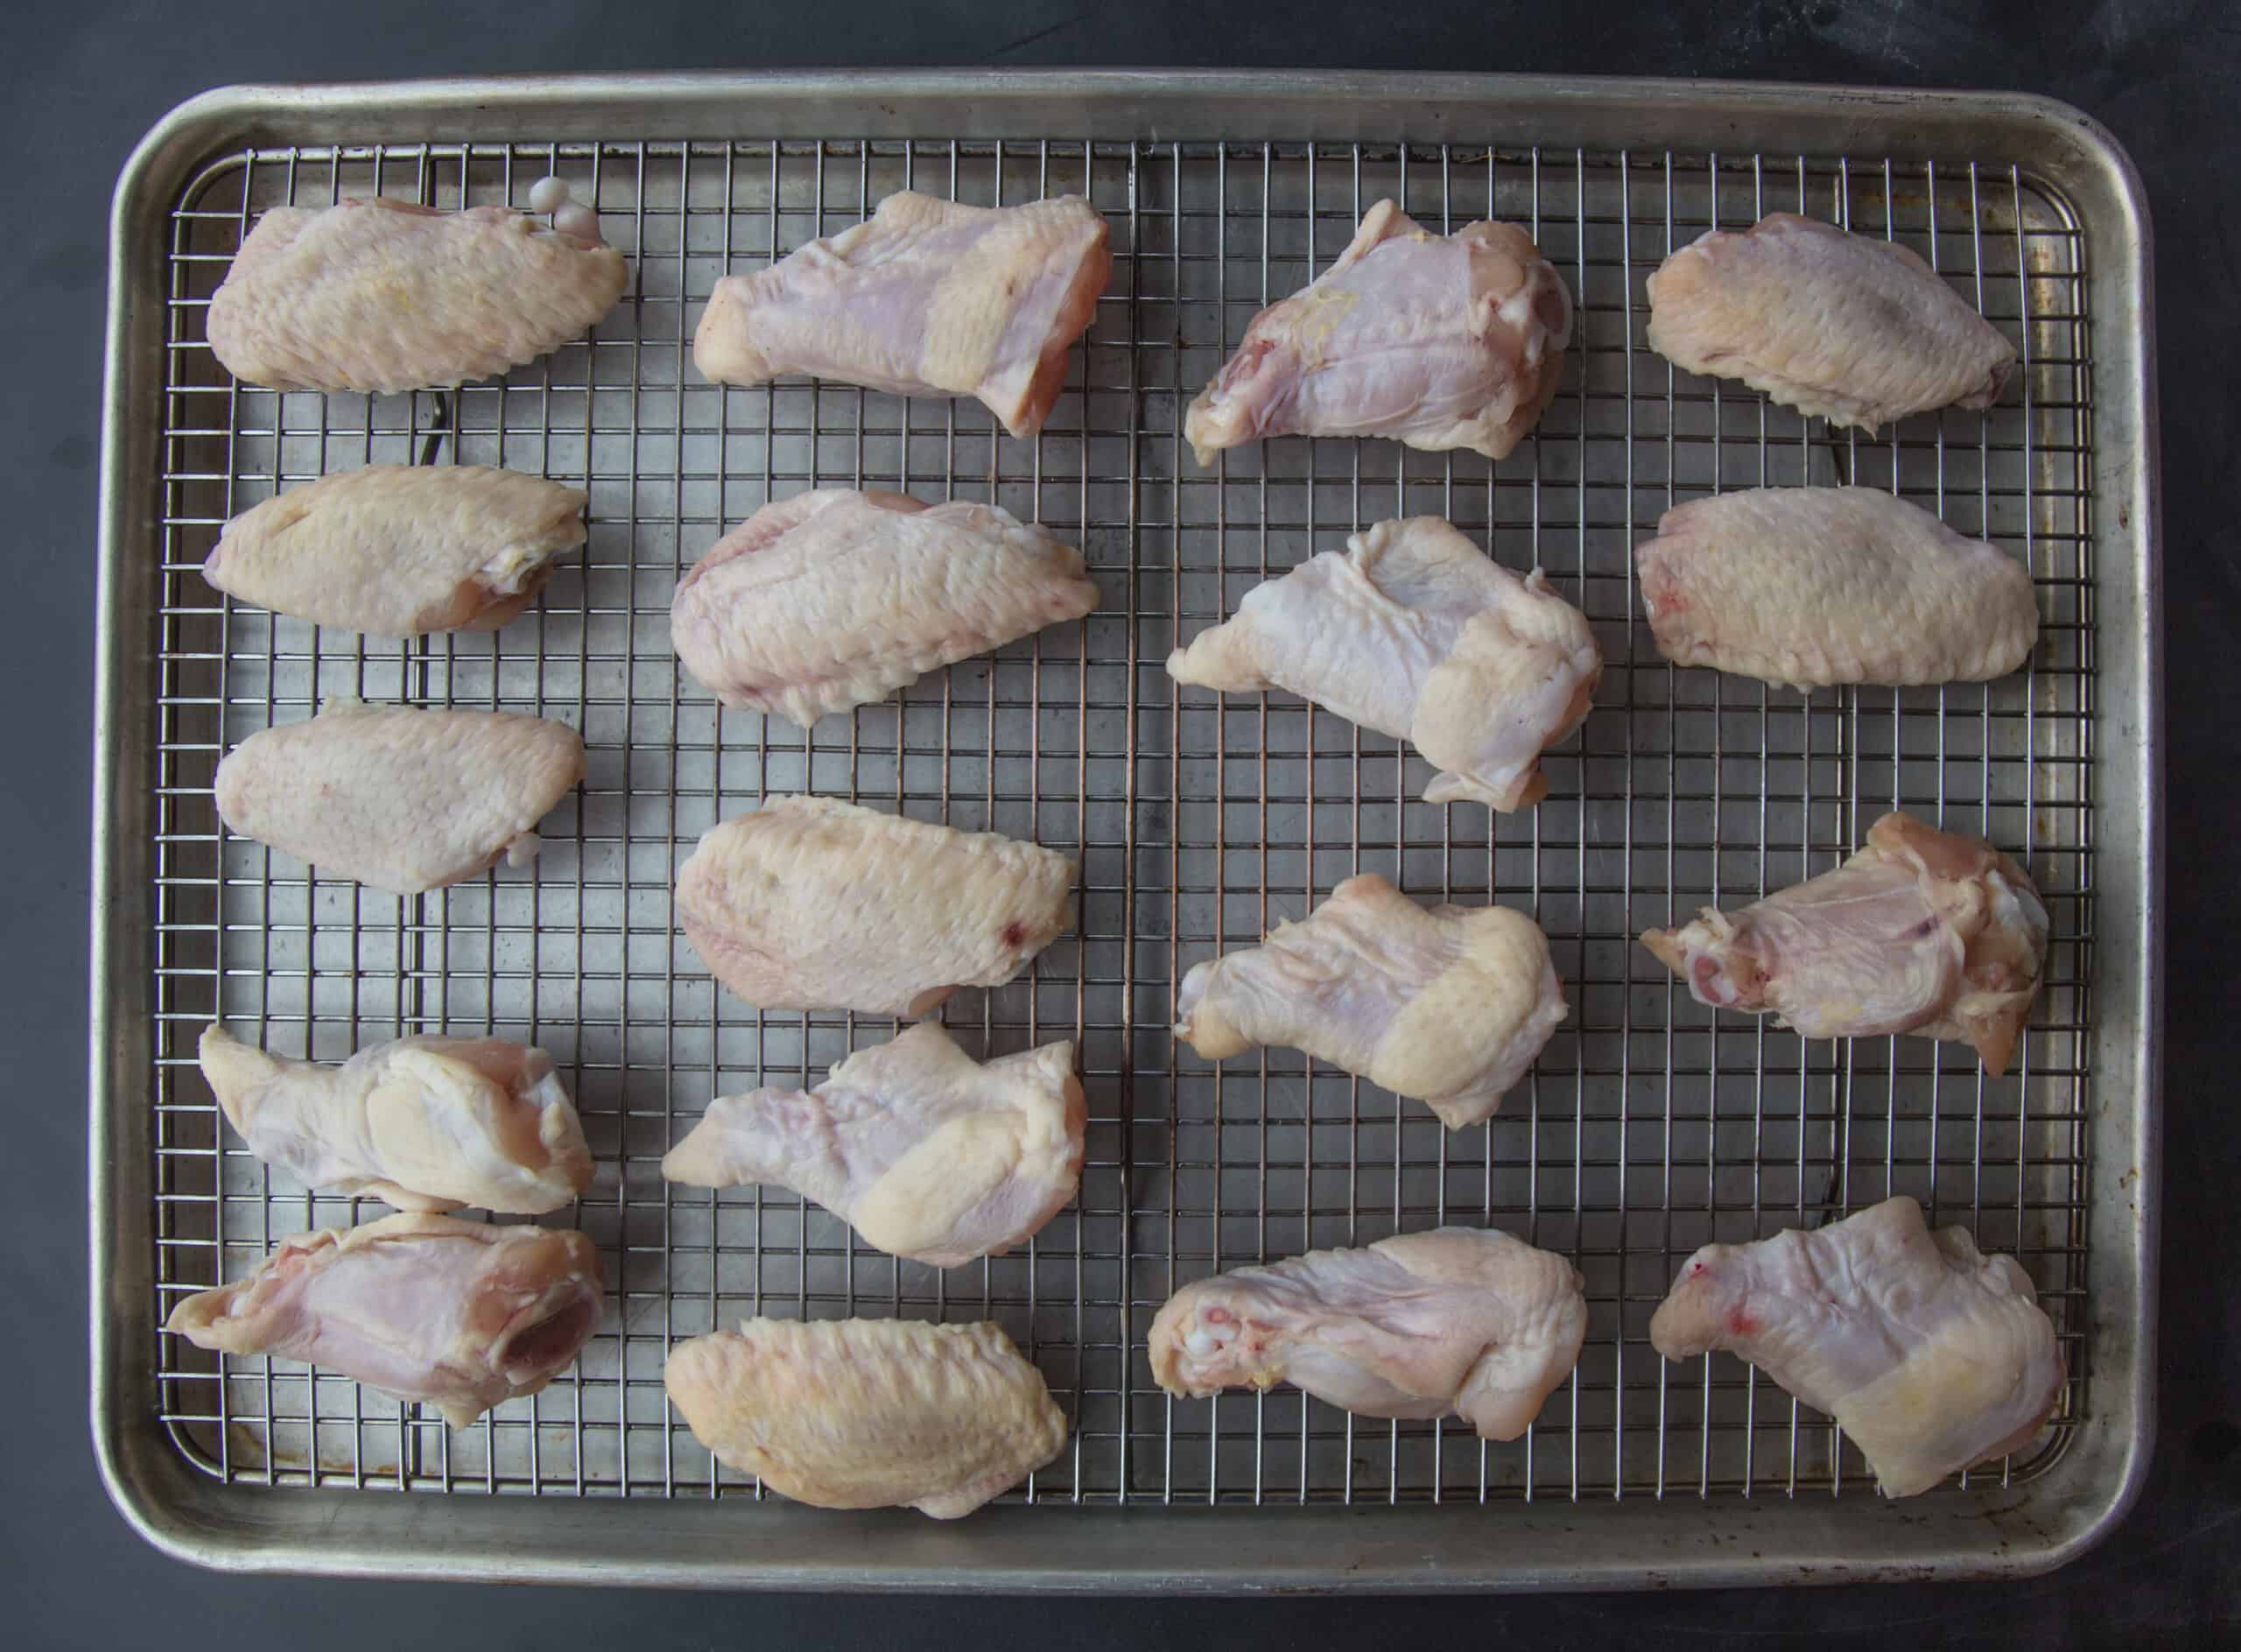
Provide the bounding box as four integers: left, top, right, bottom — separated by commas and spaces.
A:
15, 2, 2237, 1644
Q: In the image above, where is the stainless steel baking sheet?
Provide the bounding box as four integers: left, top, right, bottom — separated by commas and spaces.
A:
91, 72, 2160, 1591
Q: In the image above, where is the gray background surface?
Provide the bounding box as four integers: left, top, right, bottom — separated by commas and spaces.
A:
15, 2, 2237, 1645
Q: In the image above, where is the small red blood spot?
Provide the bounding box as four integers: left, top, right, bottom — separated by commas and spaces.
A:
1727, 1309, 1758, 1337
1000, 921, 1027, 949
1204, 1307, 1233, 1325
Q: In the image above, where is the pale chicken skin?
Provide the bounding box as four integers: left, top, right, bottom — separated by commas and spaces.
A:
674, 797, 1076, 1017
213, 700, 586, 896
204, 465, 587, 637
663, 1023, 1084, 1268
1637, 487, 2039, 690
1168, 517, 1599, 811
165, 1213, 604, 1428
1641, 812, 2048, 1073
1645, 212, 2015, 432
207, 197, 629, 394
671, 489, 1099, 725
1186, 200, 1571, 464
1175, 874, 1566, 1129
695, 192, 1110, 439
200, 1023, 594, 1216
1149, 1228, 1587, 1440
1650, 1197, 2064, 1497
664, 1318, 1068, 1518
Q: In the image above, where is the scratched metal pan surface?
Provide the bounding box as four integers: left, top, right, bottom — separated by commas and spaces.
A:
89, 72, 2160, 1592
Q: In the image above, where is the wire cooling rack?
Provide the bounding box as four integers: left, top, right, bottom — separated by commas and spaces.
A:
144, 132, 2093, 1507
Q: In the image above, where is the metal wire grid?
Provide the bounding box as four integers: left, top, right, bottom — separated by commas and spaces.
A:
142, 132, 2095, 1508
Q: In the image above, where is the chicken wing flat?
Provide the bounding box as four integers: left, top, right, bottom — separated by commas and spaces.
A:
1636, 486, 2038, 690
694, 192, 1110, 439
1640, 812, 2048, 1073
1649, 1197, 2063, 1497
200, 1023, 593, 1215
207, 197, 629, 394
674, 797, 1076, 1017
1185, 200, 1571, 464
214, 700, 586, 896
165, 1213, 604, 1428
664, 1318, 1068, 1517
1175, 874, 1565, 1129
671, 489, 1099, 725
1645, 212, 2014, 432
1168, 517, 1598, 811
203, 465, 587, 637
664, 1023, 1083, 1268
1149, 1227, 1586, 1440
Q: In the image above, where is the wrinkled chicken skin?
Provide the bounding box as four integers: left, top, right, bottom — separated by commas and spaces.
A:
213, 700, 587, 896
207, 197, 629, 394
1640, 812, 2048, 1073
664, 1023, 1084, 1268
1185, 200, 1571, 464
200, 1023, 593, 1215
203, 465, 587, 637
1645, 212, 2015, 432
671, 489, 1099, 725
1650, 1197, 2063, 1498
1168, 517, 1598, 811
674, 796, 1076, 1017
695, 192, 1110, 439
1636, 487, 2038, 690
1149, 1227, 1586, 1440
1175, 874, 1566, 1128
165, 1213, 604, 1428
664, 1318, 1068, 1517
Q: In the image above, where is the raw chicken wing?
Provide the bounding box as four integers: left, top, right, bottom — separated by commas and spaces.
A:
1650, 1196, 2063, 1497
165, 1212, 604, 1428
695, 192, 1110, 439
214, 700, 586, 896
663, 1023, 1084, 1267
1175, 874, 1565, 1129
1185, 200, 1571, 464
204, 465, 587, 637
1641, 812, 2048, 1073
1168, 517, 1598, 811
664, 1318, 1068, 1517
1636, 486, 2038, 690
675, 796, 1076, 1016
671, 489, 1099, 724
200, 1023, 593, 1215
207, 197, 629, 393
1149, 1227, 1586, 1440
1645, 212, 2015, 432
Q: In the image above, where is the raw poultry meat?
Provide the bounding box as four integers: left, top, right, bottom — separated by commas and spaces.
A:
165, 1213, 604, 1428
664, 1317, 1068, 1517
663, 1023, 1084, 1267
1174, 873, 1566, 1129
213, 699, 586, 896
207, 196, 629, 393
199, 1023, 593, 1215
674, 796, 1075, 1017
1149, 1227, 1586, 1440
1635, 486, 2038, 690
694, 192, 1110, 439
1649, 1196, 2063, 1497
203, 465, 587, 637
1640, 812, 2048, 1073
1645, 211, 2015, 432
1184, 200, 1571, 464
1167, 517, 1598, 811
671, 489, 1099, 724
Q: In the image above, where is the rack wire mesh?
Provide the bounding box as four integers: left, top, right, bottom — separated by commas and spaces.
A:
144, 131, 2095, 1508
